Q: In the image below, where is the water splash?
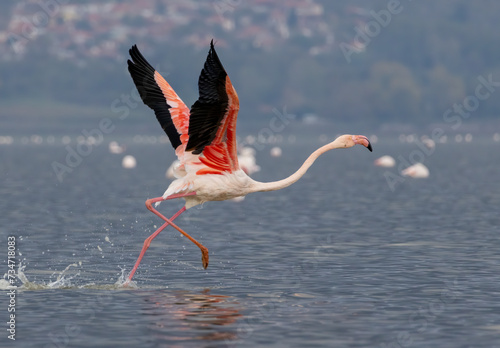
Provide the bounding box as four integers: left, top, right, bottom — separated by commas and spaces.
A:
45, 263, 81, 288
113, 266, 138, 289
8, 262, 81, 290
0, 278, 13, 290
1, 262, 24, 290
1, 262, 138, 291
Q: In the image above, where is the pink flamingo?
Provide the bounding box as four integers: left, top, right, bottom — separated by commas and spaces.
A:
125, 40, 372, 284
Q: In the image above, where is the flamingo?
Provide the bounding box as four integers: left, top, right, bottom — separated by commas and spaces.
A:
108, 141, 126, 154
122, 155, 137, 169
237, 146, 260, 175
270, 146, 282, 158
401, 162, 429, 178
125, 40, 372, 284
374, 155, 395, 168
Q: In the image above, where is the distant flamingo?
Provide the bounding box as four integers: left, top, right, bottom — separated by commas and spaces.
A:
374, 155, 395, 168
401, 162, 429, 178
237, 147, 260, 175
125, 40, 372, 283
108, 141, 126, 154
270, 146, 282, 158
122, 155, 137, 169
421, 137, 436, 150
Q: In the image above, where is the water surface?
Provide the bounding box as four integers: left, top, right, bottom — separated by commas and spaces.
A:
1, 136, 500, 347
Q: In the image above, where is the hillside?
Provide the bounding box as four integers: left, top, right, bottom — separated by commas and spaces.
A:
1, 0, 500, 129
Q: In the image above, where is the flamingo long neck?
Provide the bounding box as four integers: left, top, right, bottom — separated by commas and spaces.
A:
252, 142, 338, 193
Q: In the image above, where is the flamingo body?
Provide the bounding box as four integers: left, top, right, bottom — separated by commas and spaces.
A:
165, 159, 181, 179
165, 169, 253, 208
124, 40, 373, 283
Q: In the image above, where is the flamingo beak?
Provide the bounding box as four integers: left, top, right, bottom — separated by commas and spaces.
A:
354, 135, 373, 152
367, 141, 373, 152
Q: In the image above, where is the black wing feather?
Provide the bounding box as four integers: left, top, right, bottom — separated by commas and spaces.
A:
186, 40, 229, 154
127, 45, 182, 150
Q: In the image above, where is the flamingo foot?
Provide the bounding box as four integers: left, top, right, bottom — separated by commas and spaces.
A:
201, 247, 209, 269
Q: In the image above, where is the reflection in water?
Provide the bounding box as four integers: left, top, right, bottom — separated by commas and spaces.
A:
142, 289, 243, 346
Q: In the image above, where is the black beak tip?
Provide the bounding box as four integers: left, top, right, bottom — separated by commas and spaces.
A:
367, 142, 373, 152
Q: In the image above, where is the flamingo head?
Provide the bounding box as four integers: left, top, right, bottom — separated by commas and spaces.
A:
334, 134, 373, 152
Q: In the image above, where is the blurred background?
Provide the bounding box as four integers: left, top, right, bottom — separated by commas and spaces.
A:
1, 0, 499, 136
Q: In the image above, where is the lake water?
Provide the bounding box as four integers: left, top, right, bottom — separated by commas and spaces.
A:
1, 134, 500, 347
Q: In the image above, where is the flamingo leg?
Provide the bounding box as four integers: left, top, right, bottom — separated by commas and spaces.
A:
145, 194, 209, 270
126, 206, 185, 284
125, 192, 208, 284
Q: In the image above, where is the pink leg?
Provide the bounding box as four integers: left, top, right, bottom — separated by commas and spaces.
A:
144, 194, 209, 270
126, 206, 186, 284
125, 192, 208, 284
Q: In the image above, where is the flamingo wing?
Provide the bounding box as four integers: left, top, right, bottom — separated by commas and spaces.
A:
127, 45, 190, 155
186, 40, 240, 175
